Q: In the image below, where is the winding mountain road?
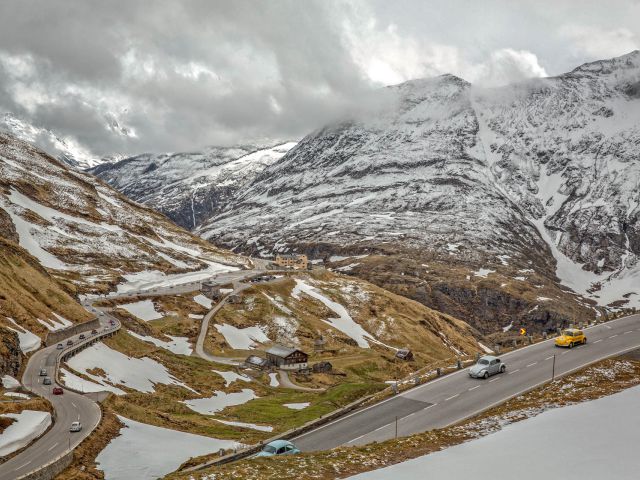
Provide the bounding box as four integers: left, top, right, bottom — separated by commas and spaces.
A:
293, 314, 640, 451
0, 312, 119, 480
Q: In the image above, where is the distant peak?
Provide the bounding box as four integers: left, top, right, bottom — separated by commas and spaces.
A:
568, 50, 640, 76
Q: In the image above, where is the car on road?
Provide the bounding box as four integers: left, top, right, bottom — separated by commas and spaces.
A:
469, 355, 506, 379
256, 440, 301, 457
555, 329, 586, 348
79, 334, 86, 340
52, 387, 63, 395
57, 343, 63, 350
70, 421, 82, 432
109, 320, 115, 325
43, 377, 52, 385
66, 339, 73, 346
39, 368, 47, 376
91, 329, 98, 334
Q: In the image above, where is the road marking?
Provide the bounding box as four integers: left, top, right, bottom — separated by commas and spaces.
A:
71, 402, 77, 408
423, 403, 437, 410
468, 385, 481, 391
526, 362, 537, 367
16, 461, 31, 469
374, 424, 388, 432
508, 369, 520, 375
609, 335, 618, 338
593, 339, 602, 343
544, 356, 554, 361
489, 377, 501, 383
347, 433, 367, 443
47, 442, 58, 451
444, 394, 459, 401
561, 351, 569, 355
624, 331, 633, 335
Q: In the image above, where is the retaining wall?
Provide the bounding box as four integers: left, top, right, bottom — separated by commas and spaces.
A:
45, 318, 101, 346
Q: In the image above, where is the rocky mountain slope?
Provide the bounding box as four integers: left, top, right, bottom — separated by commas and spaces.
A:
198, 51, 640, 331
90, 142, 297, 229
0, 112, 125, 169
0, 132, 250, 346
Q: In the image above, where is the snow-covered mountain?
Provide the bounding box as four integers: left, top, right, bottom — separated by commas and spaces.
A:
200, 51, 640, 314
0, 132, 247, 297
90, 142, 297, 229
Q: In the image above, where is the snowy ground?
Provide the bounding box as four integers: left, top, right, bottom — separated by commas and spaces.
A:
37, 313, 73, 332
115, 262, 237, 294
1, 375, 20, 389
0, 410, 51, 456
66, 342, 195, 394
182, 389, 257, 415
291, 279, 386, 349
213, 370, 251, 387
215, 419, 273, 432
118, 300, 163, 321
4, 318, 41, 353
214, 323, 269, 350
193, 294, 213, 309
283, 402, 310, 410
96, 415, 238, 480
59, 367, 125, 395
128, 331, 193, 355
349, 384, 640, 480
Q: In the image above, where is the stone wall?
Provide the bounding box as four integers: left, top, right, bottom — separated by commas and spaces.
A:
45, 318, 100, 346
16, 450, 73, 480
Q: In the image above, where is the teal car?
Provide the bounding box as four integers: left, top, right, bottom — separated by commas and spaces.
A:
256, 440, 300, 457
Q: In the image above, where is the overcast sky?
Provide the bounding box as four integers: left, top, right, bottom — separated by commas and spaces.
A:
0, 0, 638, 158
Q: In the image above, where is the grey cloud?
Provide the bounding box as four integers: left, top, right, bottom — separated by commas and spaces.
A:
0, 0, 638, 158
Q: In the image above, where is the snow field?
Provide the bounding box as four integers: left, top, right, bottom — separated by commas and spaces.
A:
214, 324, 269, 350
66, 342, 195, 394
0, 410, 51, 456
118, 300, 163, 321
96, 415, 239, 480
127, 331, 193, 355
182, 389, 257, 415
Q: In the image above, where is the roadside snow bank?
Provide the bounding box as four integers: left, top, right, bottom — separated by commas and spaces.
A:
349, 384, 640, 480
96, 415, 238, 480
0, 410, 51, 456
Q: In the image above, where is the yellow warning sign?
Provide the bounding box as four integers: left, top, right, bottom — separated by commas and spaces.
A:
520, 328, 527, 336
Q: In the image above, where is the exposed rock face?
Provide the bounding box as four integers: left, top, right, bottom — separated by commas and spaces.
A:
90, 142, 297, 230
0, 326, 21, 377
199, 52, 640, 317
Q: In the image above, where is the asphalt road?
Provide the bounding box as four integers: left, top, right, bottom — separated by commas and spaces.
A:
293, 314, 640, 452
0, 318, 118, 480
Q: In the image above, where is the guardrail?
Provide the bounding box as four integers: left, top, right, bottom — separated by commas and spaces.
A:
15, 314, 121, 480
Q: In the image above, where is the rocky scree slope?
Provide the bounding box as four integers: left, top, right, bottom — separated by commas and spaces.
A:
200, 51, 640, 332
90, 142, 297, 230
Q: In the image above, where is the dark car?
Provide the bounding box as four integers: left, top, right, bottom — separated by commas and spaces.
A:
43, 377, 52, 385
109, 320, 115, 325
91, 329, 98, 334
79, 334, 86, 340
52, 387, 63, 395
66, 339, 73, 346
39, 368, 47, 376
56, 343, 63, 350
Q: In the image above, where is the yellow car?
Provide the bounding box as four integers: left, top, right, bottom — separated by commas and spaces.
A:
555, 329, 586, 348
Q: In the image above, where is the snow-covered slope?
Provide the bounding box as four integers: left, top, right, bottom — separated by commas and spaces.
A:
200, 51, 640, 311
0, 112, 123, 169
90, 142, 297, 229
0, 132, 247, 296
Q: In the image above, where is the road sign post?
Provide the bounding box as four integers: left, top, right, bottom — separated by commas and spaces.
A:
395, 416, 398, 439
552, 354, 556, 381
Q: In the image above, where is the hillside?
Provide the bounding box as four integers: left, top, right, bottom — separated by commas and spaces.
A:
196, 51, 640, 333
90, 142, 297, 230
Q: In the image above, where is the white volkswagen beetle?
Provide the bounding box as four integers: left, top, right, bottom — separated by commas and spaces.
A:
469, 355, 506, 379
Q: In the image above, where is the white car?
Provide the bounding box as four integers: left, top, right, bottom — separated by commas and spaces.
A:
70, 421, 82, 432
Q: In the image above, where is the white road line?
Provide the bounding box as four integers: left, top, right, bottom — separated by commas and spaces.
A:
526, 362, 537, 367
347, 433, 366, 444
489, 377, 501, 383
561, 351, 569, 355
16, 461, 31, 469
47, 442, 58, 452
594, 339, 602, 343
71, 402, 77, 408
444, 394, 459, 401
508, 369, 520, 375
624, 331, 633, 335
374, 425, 388, 432
468, 385, 481, 391
545, 356, 554, 361
609, 335, 618, 338
423, 403, 437, 410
